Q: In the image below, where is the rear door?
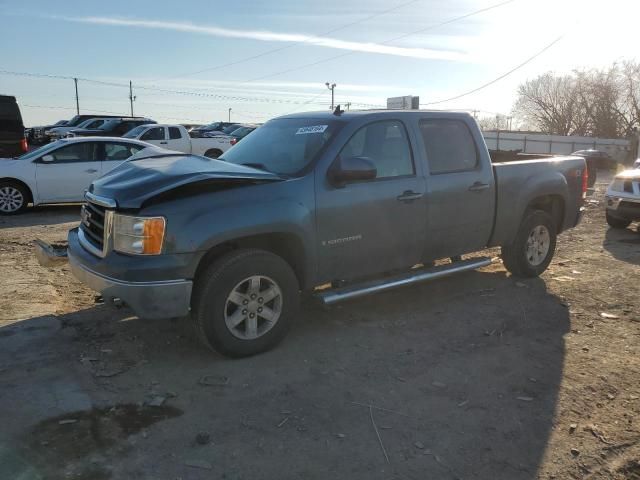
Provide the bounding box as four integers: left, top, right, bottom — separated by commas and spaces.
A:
35, 142, 101, 202
167, 126, 191, 152
417, 117, 495, 260
315, 119, 427, 282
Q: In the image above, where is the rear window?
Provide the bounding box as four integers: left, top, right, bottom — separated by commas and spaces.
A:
419, 119, 478, 174
0, 97, 24, 134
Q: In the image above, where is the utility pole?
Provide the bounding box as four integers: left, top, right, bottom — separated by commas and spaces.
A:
129, 81, 136, 117
228, 108, 232, 122
73, 78, 79, 115
345, 102, 351, 111
325, 82, 336, 110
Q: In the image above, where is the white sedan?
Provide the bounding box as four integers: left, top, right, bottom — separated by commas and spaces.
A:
0, 137, 155, 214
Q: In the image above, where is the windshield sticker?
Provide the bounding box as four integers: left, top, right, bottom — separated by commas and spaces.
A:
296, 125, 328, 135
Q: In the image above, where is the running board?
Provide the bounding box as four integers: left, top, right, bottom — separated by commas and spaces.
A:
316, 257, 493, 305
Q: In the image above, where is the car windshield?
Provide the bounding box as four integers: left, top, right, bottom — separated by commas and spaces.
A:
221, 124, 240, 134
122, 125, 148, 138
15, 140, 64, 160
220, 118, 343, 176
199, 122, 223, 131
230, 127, 253, 137
97, 120, 119, 130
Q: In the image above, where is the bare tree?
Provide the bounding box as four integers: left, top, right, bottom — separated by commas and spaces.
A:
513, 73, 588, 135
513, 63, 640, 138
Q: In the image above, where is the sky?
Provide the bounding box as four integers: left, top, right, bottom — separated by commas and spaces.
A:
1, 0, 639, 127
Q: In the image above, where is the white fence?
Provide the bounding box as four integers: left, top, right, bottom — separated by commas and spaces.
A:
482, 131, 631, 163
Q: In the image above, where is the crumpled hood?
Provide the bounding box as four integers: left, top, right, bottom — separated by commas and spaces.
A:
89, 154, 283, 209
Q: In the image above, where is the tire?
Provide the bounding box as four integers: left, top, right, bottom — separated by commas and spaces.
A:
204, 149, 223, 159
0, 181, 29, 215
501, 210, 557, 278
606, 211, 631, 229
191, 249, 300, 357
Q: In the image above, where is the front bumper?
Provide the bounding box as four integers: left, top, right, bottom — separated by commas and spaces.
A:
606, 194, 640, 221
67, 229, 193, 319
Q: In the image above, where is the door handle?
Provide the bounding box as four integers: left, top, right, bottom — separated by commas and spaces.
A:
468, 181, 490, 192
397, 190, 424, 202
85, 168, 98, 173
160, 141, 168, 144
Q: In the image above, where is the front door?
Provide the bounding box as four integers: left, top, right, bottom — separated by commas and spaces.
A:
315, 119, 427, 283
35, 141, 101, 202
417, 118, 496, 260
140, 126, 168, 147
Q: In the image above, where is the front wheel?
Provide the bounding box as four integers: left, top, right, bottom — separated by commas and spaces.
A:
0, 181, 29, 215
606, 211, 631, 229
204, 149, 223, 159
501, 210, 557, 278
191, 249, 300, 357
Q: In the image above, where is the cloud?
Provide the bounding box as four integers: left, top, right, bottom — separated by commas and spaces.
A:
55, 15, 468, 61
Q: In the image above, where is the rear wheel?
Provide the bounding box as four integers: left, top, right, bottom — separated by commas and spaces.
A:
0, 181, 29, 215
501, 210, 557, 277
191, 249, 300, 357
204, 149, 223, 159
606, 211, 631, 229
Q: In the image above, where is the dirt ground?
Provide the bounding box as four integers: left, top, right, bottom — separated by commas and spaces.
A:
0, 171, 638, 480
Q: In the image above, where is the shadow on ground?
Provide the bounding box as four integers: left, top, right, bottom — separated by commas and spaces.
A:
0, 204, 80, 229
0, 268, 569, 479
603, 224, 640, 266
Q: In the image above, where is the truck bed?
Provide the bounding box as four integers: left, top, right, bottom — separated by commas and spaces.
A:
489, 156, 585, 247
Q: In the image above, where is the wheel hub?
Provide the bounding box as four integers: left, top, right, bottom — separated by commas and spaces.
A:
0, 186, 24, 213
224, 275, 283, 340
526, 225, 550, 266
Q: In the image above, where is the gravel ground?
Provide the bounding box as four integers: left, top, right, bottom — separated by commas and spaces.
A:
0, 171, 638, 480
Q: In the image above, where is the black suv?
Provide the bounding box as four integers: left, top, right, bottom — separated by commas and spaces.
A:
69, 118, 156, 137
0, 95, 27, 157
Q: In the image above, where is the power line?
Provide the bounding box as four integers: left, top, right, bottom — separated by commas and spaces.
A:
420, 34, 564, 106
240, 0, 517, 84
158, 0, 423, 81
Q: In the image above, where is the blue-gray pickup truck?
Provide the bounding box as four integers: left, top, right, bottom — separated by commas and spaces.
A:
63, 110, 587, 357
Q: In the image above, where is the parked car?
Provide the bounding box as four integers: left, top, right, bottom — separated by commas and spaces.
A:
26, 120, 67, 144
68, 118, 156, 138
37, 115, 125, 144
123, 123, 232, 158
0, 137, 153, 214
571, 149, 616, 187
47, 118, 111, 141
0, 95, 28, 157
228, 125, 258, 146
605, 169, 640, 228
61, 110, 587, 357
189, 121, 240, 138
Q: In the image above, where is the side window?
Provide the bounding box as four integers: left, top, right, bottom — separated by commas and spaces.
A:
46, 143, 96, 163
169, 127, 182, 140
339, 120, 413, 179
419, 119, 478, 174
141, 127, 166, 141
103, 143, 144, 161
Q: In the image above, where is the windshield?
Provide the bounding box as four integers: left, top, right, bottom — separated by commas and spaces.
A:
198, 122, 222, 131
97, 120, 119, 131
123, 125, 147, 138
220, 124, 240, 134
230, 126, 253, 137
15, 140, 63, 160
220, 118, 343, 175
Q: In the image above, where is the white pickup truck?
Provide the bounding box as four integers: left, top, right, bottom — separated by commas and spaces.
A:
122, 124, 232, 158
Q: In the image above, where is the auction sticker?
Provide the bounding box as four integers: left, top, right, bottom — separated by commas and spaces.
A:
296, 125, 328, 135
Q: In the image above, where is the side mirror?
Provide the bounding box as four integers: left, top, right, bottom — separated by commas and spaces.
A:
328, 156, 377, 187
41, 154, 54, 163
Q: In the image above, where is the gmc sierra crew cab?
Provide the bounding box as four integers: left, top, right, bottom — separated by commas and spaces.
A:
63, 110, 587, 357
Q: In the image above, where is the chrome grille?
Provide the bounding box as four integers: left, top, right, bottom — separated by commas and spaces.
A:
79, 198, 114, 257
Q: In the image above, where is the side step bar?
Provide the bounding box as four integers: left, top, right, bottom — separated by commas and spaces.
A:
316, 257, 492, 305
